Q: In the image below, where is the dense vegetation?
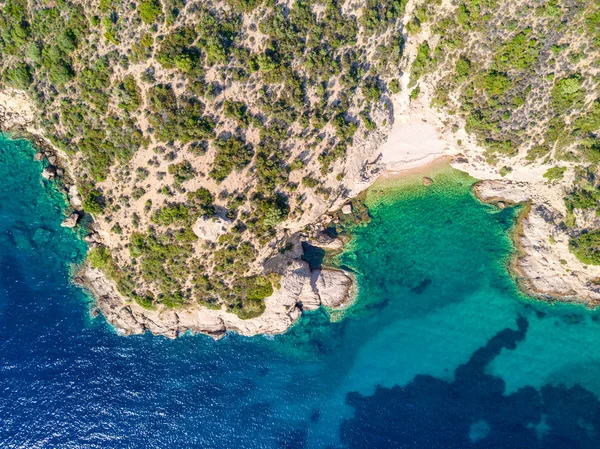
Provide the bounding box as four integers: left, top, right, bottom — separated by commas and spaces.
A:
0, 0, 404, 315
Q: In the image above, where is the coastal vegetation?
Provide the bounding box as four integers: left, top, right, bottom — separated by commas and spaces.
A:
406, 0, 600, 266
0, 0, 404, 317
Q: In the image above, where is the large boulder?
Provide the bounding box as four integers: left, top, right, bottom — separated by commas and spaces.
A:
41, 166, 56, 180
61, 212, 79, 228
310, 232, 344, 251
69, 185, 83, 210
312, 268, 353, 308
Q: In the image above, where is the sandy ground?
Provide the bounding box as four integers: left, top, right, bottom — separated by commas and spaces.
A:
379, 120, 448, 171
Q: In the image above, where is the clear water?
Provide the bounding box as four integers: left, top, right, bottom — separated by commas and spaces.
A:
2, 134, 600, 448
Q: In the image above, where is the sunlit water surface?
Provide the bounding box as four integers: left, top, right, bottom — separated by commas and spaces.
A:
2, 134, 600, 448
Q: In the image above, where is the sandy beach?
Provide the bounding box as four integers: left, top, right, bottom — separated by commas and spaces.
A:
378, 119, 448, 172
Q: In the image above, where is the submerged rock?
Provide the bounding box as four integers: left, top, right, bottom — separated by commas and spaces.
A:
422, 176, 433, 186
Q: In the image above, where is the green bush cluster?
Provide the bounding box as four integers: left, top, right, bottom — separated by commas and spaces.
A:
570, 231, 600, 265
139, 0, 162, 24
209, 136, 253, 182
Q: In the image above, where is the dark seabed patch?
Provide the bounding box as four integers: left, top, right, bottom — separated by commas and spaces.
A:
341, 316, 600, 449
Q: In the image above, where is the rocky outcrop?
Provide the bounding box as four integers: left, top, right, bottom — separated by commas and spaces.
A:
308, 231, 345, 251
76, 249, 356, 339
76, 234, 356, 339
472, 180, 531, 205
0, 90, 34, 130
193, 215, 233, 242
41, 166, 57, 180
473, 180, 600, 306
60, 212, 79, 228
312, 268, 354, 308
68, 185, 83, 210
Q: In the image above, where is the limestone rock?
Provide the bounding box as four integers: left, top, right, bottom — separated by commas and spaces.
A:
298, 278, 321, 310
77, 259, 312, 340
193, 216, 233, 241
422, 176, 433, 186
34, 152, 46, 161
61, 212, 79, 228
473, 180, 531, 204
69, 185, 83, 210
83, 232, 98, 243
311, 232, 344, 251
341, 204, 352, 215
312, 268, 353, 308
41, 166, 56, 180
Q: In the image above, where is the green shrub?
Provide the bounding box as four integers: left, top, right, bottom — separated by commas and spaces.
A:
4, 63, 32, 89
410, 41, 431, 86
82, 189, 105, 214
551, 74, 584, 112
139, 0, 162, 24
168, 160, 195, 186
88, 246, 112, 269
494, 29, 540, 71
543, 166, 566, 181
479, 71, 512, 98
152, 203, 192, 226
570, 230, 600, 265
210, 136, 253, 182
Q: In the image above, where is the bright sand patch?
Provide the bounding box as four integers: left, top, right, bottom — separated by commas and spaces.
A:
379, 120, 447, 171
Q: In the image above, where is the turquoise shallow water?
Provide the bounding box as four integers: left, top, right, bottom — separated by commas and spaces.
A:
2, 134, 600, 447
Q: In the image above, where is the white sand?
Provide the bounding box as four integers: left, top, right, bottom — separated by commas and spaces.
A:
379, 119, 447, 171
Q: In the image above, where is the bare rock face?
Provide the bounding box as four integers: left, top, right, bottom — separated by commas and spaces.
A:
341, 204, 352, 214
41, 166, 56, 180
473, 180, 531, 204
60, 212, 79, 228
193, 216, 233, 241
68, 185, 83, 210
312, 268, 353, 308
298, 280, 321, 310
310, 231, 344, 251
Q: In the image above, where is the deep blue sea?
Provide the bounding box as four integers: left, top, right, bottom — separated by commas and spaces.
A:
3, 134, 600, 448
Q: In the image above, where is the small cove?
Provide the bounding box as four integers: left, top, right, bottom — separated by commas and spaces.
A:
1, 133, 600, 447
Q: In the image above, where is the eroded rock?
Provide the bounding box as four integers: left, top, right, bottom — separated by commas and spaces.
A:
41, 166, 56, 180
193, 216, 233, 242
312, 268, 353, 308
60, 212, 79, 228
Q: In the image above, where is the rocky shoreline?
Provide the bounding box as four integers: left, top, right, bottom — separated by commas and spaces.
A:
473, 179, 600, 307
75, 238, 355, 339
2, 89, 362, 340
5, 37, 600, 339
